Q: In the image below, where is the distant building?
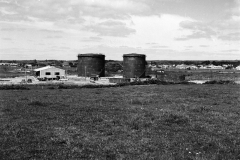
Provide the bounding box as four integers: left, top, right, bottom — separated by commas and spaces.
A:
34, 66, 65, 80
10, 63, 18, 67
0, 63, 9, 66
62, 61, 70, 67
25, 64, 32, 68
158, 65, 170, 69
206, 65, 224, 69
188, 65, 198, 70
176, 64, 188, 69
0, 63, 18, 66
236, 66, 240, 70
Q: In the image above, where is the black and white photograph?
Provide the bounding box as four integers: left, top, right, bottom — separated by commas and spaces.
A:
0, 0, 240, 159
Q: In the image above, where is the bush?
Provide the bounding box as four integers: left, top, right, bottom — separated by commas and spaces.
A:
0, 85, 30, 90
175, 81, 195, 85
162, 113, 189, 126
28, 101, 46, 106
47, 86, 55, 89
58, 84, 78, 89
204, 80, 235, 84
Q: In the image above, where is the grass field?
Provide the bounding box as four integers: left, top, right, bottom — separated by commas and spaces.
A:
0, 84, 240, 159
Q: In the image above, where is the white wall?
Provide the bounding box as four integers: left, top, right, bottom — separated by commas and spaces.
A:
39, 68, 65, 78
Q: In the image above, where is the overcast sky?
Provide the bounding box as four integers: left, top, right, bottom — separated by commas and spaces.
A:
0, 0, 239, 60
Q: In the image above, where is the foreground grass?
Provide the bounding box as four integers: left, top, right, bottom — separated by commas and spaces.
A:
0, 85, 240, 159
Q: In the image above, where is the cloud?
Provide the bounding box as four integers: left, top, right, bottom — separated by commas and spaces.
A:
59, 46, 71, 50
0, 0, 239, 24
218, 32, 240, 41
0, 0, 150, 24
72, 0, 148, 11
175, 21, 217, 40
225, 0, 240, 18
82, 36, 102, 42
46, 35, 62, 39
70, 0, 150, 18
175, 0, 240, 41
176, 18, 240, 41
151, 45, 168, 48
146, 43, 158, 45
2, 37, 12, 40
39, 29, 63, 33
84, 20, 135, 37
221, 49, 239, 52
0, 0, 85, 23
119, 45, 129, 48
1, 27, 26, 31
199, 45, 209, 47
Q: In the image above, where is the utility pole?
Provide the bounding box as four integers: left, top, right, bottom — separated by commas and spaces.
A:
25, 66, 27, 83
85, 66, 86, 80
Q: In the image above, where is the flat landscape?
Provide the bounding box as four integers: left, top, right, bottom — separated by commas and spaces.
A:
0, 84, 240, 159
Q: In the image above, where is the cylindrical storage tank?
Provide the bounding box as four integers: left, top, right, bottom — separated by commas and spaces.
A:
123, 53, 146, 78
77, 53, 105, 77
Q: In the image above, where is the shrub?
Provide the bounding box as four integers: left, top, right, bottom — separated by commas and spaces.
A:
0, 85, 30, 90
58, 84, 78, 89
28, 101, 46, 106
204, 80, 235, 84
48, 86, 55, 89
162, 113, 189, 126
175, 81, 195, 85
191, 106, 211, 113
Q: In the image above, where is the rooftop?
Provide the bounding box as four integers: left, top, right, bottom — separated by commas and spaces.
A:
34, 66, 64, 71
123, 53, 146, 57
78, 53, 105, 57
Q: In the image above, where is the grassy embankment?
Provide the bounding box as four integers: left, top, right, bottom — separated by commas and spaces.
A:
0, 85, 240, 159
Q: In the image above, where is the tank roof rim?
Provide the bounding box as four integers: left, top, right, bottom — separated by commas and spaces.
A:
123, 53, 146, 57
78, 53, 105, 57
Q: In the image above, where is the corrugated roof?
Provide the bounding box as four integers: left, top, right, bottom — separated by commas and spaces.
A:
34, 66, 65, 71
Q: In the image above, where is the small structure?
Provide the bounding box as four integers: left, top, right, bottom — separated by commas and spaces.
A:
176, 64, 188, 69
25, 64, 32, 68
206, 65, 224, 69
236, 66, 240, 70
34, 66, 65, 80
0, 63, 9, 66
109, 78, 130, 83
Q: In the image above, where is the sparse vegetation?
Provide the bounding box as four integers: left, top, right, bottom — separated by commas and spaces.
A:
204, 80, 236, 84
0, 85, 30, 90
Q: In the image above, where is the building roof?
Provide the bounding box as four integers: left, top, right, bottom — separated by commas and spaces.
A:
34, 66, 64, 71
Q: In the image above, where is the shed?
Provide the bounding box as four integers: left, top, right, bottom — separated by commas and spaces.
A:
34, 66, 65, 80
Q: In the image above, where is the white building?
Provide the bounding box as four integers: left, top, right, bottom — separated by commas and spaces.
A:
10, 63, 18, 66
176, 64, 188, 69
206, 65, 224, 69
236, 66, 240, 70
34, 66, 65, 80
0, 63, 9, 66
188, 65, 198, 70
25, 64, 32, 68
